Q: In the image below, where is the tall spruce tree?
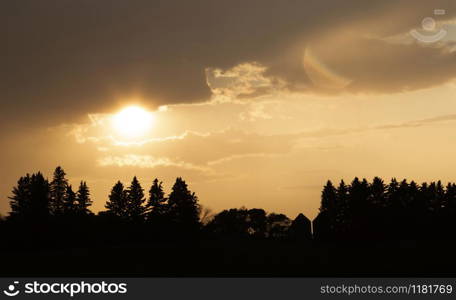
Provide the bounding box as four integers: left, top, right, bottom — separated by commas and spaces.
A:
105, 181, 128, 219
167, 177, 200, 228
9, 174, 32, 219
50, 166, 68, 215
9, 172, 51, 221
125, 177, 146, 221
349, 177, 370, 212
147, 178, 167, 220
386, 178, 399, 208
396, 179, 410, 208
435, 181, 445, 212
63, 185, 77, 214
445, 183, 456, 214
408, 181, 419, 208
29, 172, 51, 220
370, 177, 386, 206
320, 180, 337, 233
76, 181, 92, 215
335, 180, 350, 232
320, 180, 337, 213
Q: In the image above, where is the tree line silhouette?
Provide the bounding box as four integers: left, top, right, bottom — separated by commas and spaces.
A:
4, 166, 456, 242
4, 166, 312, 241
9, 167, 92, 221
315, 177, 456, 241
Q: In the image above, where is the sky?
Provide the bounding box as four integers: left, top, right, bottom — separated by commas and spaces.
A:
1, 0, 456, 219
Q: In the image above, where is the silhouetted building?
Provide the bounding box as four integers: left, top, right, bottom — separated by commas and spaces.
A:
289, 213, 312, 241
312, 211, 331, 241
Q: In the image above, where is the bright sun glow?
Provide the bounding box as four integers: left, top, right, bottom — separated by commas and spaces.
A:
112, 106, 155, 138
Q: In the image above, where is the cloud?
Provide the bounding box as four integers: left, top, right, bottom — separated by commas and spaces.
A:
95, 128, 295, 166
375, 113, 456, 129
69, 105, 456, 177
296, 28, 456, 94
98, 154, 212, 173
207, 153, 280, 166
3, 0, 456, 128
239, 103, 274, 122
293, 113, 456, 140
207, 63, 284, 102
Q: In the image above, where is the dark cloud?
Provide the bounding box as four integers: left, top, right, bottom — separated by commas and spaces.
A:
306, 35, 456, 94
2, 0, 456, 126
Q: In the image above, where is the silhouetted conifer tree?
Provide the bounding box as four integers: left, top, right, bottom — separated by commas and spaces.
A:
28, 172, 50, 221
335, 180, 350, 233
320, 180, 337, 213
147, 178, 167, 220
348, 178, 370, 238
126, 177, 146, 221
398, 180, 411, 207
435, 181, 445, 212
12, 172, 51, 222
76, 181, 92, 215
9, 174, 32, 219
408, 181, 419, 207
385, 178, 399, 208
425, 182, 438, 212
370, 177, 386, 206
50, 166, 68, 215
63, 185, 77, 214
320, 180, 337, 233
313, 176, 456, 241
445, 183, 456, 215
167, 177, 200, 229
105, 181, 128, 219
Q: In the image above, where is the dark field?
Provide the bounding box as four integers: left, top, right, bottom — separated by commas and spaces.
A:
2, 236, 456, 277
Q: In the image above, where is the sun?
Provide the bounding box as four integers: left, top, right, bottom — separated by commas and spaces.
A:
112, 106, 155, 138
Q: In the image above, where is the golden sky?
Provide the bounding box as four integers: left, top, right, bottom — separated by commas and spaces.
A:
1, 0, 456, 219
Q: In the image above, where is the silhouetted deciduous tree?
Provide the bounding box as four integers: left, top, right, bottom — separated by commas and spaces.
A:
207, 208, 250, 238
247, 208, 267, 238
207, 208, 298, 240
199, 205, 214, 226
267, 213, 291, 239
